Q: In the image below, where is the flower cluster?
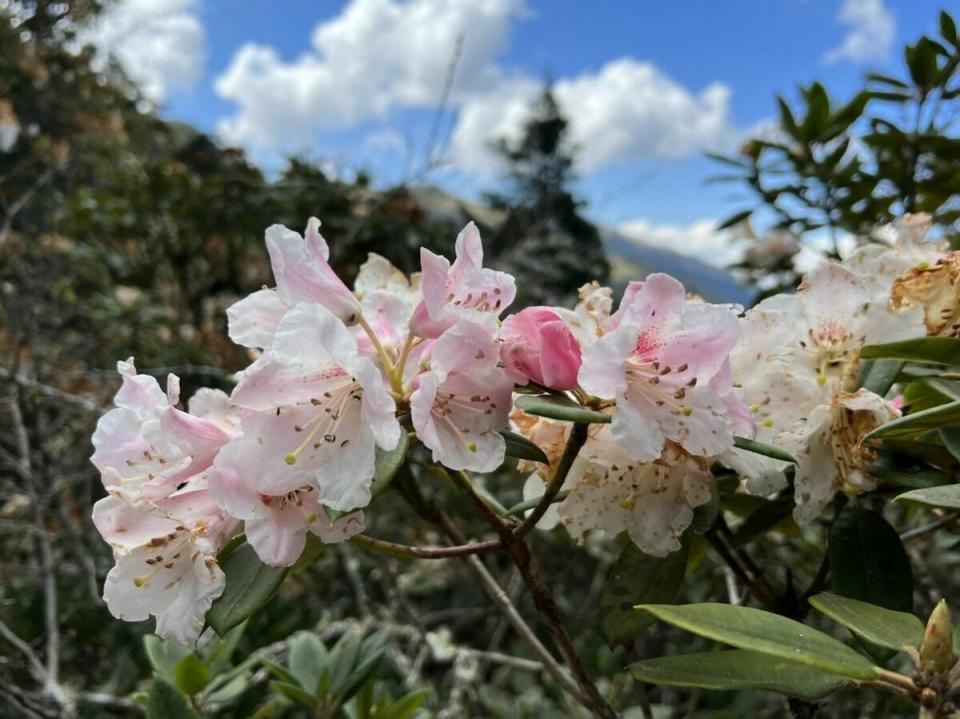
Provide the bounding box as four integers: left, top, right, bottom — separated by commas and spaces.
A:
91, 214, 954, 642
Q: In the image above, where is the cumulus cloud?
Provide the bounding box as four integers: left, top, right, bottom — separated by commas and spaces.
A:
824, 0, 895, 65
77, 0, 205, 103
214, 0, 523, 151
617, 218, 743, 268
212, 0, 738, 176
448, 60, 735, 174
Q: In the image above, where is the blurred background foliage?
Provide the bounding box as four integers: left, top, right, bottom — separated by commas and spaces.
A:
0, 1, 957, 718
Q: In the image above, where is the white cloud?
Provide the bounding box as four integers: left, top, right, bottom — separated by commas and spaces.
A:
448, 60, 736, 174
214, 0, 523, 151
77, 0, 205, 103
616, 218, 743, 268
824, 0, 895, 65
212, 0, 738, 176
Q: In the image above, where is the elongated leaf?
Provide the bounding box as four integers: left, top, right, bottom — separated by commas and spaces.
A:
270, 680, 318, 707
506, 489, 570, 517
501, 429, 549, 464
829, 507, 913, 614
372, 430, 408, 498
940, 428, 960, 463
628, 649, 847, 700
729, 495, 796, 549
601, 539, 689, 647
147, 679, 199, 719
733, 436, 796, 464
514, 394, 610, 424
809, 593, 923, 652
869, 465, 950, 489
864, 400, 960, 443
173, 654, 209, 696
860, 337, 960, 366
858, 359, 903, 396
638, 603, 877, 680
894, 484, 960, 509
208, 542, 288, 636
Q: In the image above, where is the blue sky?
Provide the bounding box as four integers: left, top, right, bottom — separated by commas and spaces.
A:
84, 0, 947, 263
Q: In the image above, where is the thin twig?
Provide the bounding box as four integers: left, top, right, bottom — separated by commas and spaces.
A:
513, 422, 588, 538
706, 531, 778, 610
349, 533, 500, 559
0, 618, 47, 683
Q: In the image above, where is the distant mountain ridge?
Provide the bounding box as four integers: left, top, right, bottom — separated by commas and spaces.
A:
409, 185, 753, 306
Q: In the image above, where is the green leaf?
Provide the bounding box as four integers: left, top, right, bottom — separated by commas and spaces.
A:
829, 506, 913, 614
143, 636, 188, 686
289, 632, 328, 695
501, 429, 549, 464
860, 337, 960, 366
729, 496, 796, 549
173, 654, 209, 696
858, 359, 903, 396
270, 680, 318, 707
869, 465, 950, 489
864, 400, 960, 443
809, 593, 923, 652
894, 484, 960, 509
638, 603, 877, 680
628, 649, 847, 700
940, 428, 960, 463
717, 209, 752, 231
505, 489, 570, 517
514, 394, 610, 424
147, 679, 200, 719
732, 436, 796, 464
600, 539, 689, 647
207, 542, 288, 636
386, 689, 430, 719
372, 430, 408, 498
941, 11, 958, 46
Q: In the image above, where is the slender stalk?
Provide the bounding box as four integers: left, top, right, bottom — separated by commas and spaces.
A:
513, 422, 588, 539
357, 314, 399, 391
349, 533, 500, 559
706, 531, 778, 610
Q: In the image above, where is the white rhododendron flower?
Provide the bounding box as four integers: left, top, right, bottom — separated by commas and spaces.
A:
220, 302, 401, 513
91, 359, 239, 501
93, 478, 237, 646
557, 428, 713, 557
227, 218, 361, 349
411, 321, 513, 472
410, 222, 516, 338
579, 274, 745, 462
779, 389, 898, 525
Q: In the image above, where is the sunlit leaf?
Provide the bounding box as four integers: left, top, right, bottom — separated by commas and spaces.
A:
628, 649, 848, 700
894, 484, 960, 509
638, 603, 877, 680
208, 542, 288, 636
860, 337, 960, 366
732, 436, 796, 464
809, 593, 923, 652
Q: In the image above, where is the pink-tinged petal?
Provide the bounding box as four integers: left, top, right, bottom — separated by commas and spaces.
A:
411, 328, 512, 473
413, 223, 516, 338
780, 405, 838, 526
610, 390, 667, 462
614, 274, 686, 329
245, 511, 309, 567
92, 495, 181, 552
350, 356, 401, 451
208, 442, 262, 520
153, 556, 224, 646
800, 262, 869, 331
266, 223, 360, 323
114, 358, 168, 419
187, 388, 242, 436
306, 505, 365, 543
577, 323, 637, 399
657, 303, 740, 385
226, 288, 288, 349
538, 318, 582, 390
91, 408, 153, 475
304, 217, 330, 261
418, 248, 452, 322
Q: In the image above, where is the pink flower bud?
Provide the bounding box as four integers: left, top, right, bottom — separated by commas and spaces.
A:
500, 307, 581, 391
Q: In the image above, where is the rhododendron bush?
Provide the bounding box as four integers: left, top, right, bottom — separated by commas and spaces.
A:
89, 214, 960, 718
